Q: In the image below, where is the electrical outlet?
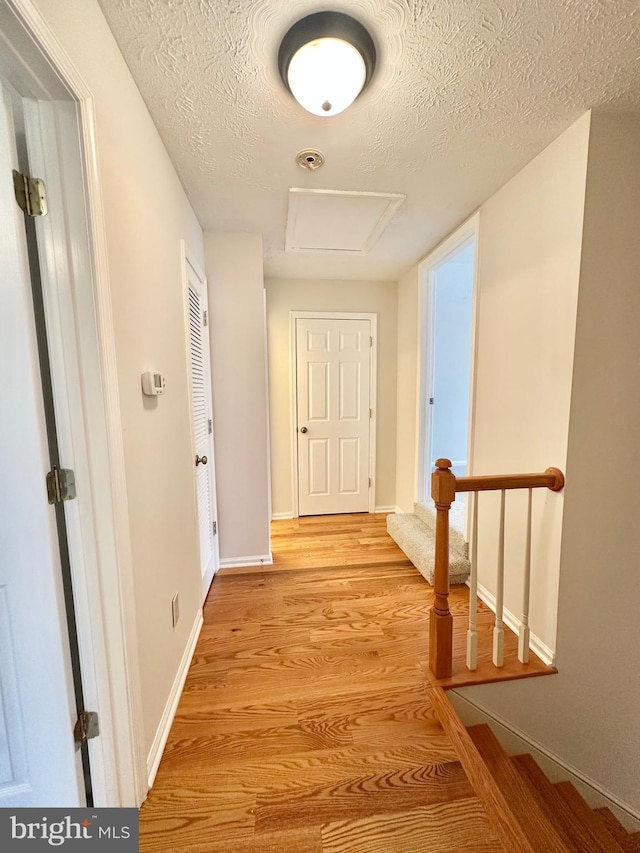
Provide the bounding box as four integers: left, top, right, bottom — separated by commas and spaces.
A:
171, 593, 180, 627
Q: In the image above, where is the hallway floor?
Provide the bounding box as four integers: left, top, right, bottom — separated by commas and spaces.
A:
139, 514, 549, 851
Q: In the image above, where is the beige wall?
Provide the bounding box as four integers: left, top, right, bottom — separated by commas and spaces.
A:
472, 113, 591, 651
393, 115, 591, 652
463, 112, 640, 816
34, 0, 205, 756
392, 110, 640, 812
205, 234, 271, 561
395, 265, 420, 512
265, 278, 398, 517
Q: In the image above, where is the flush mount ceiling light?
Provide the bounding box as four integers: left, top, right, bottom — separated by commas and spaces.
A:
278, 12, 376, 117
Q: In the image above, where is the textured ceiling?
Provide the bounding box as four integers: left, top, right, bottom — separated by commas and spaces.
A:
99, 0, 640, 281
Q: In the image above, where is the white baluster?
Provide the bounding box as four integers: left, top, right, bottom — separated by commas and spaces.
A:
492, 490, 505, 667
466, 492, 479, 670
518, 488, 533, 663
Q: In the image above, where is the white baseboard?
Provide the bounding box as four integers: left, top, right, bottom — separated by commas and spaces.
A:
146, 609, 203, 789
449, 691, 640, 831
473, 580, 555, 666
219, 552, 273, 569
374, 506, 397, 514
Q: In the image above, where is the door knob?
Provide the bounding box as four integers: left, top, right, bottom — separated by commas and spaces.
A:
195, 454, 208, 466
300, 427, 308, 434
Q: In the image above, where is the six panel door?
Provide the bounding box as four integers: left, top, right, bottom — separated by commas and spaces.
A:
296, 318, 371, 516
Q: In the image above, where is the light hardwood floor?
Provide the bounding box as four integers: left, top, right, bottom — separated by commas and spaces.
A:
139, 513, 550, 852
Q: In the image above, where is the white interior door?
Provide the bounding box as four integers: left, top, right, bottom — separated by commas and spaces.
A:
428, 240, 475, 477
296, 317, 371, 516
0, 82, 83, 806
186, 256, 219, 600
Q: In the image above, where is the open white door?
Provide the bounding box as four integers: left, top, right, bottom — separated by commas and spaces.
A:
0, 81, 84, 806
295, 317, 372, 516
428, 239, 475, 477
185, 254, 219, 600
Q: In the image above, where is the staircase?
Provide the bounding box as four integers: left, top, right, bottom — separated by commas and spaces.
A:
468, 723, 639, 851
387, 501, 470, 585
430, 682, 640, 852
387, 462, 640, 849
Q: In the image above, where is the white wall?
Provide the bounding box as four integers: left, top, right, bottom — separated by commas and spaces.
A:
33, 0, 205, 757
205, 234, 271, 562
461, 112, 640, 818
395, 265, 420, 512
265, 278, 398, 516
472, 112, 591, 652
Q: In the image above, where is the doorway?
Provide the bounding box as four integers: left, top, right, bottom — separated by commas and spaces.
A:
419, 217, 478, 531
292, 312, 377, 517
0, 0, 145, 806
0, 76, 88, 808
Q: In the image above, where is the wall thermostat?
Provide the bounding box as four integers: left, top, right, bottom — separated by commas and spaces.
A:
141, 371, 166, 396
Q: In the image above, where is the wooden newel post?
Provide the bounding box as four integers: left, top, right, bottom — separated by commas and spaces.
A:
429, 458, 456, 679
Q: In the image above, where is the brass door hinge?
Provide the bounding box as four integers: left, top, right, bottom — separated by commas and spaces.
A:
13, 170, 48, 216
74, 711, 99, 750
46, 467, 76, 505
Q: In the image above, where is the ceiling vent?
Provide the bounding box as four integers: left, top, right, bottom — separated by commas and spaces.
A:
285, 188, 406, 254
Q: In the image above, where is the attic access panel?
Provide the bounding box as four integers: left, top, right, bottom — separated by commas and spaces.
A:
285, 188, 406, 254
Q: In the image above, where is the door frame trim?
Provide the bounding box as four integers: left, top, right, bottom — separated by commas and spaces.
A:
2, 0, 146, 805
289, 310, 378, 517
417, 213, 480, 532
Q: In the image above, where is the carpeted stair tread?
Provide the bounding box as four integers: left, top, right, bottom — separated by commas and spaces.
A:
594, 808, 640, 852
414, 501, 467, 556
466, 725, 570, 852
387, 512, 470, 586
552, 781, 627, 852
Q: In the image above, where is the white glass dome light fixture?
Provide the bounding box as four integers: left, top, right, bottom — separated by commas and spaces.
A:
278, 12, 377, 118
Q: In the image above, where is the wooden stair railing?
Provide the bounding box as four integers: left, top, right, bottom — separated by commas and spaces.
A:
429, 458, 565, 679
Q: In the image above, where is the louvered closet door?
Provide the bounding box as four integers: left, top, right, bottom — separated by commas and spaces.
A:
186, 259, 219, 600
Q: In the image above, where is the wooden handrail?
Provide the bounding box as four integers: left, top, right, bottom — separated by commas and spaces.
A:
455, 468, 564, 493
428, 458, 564, 680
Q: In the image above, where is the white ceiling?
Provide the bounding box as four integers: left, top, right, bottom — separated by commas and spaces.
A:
99, 0, 640, 281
